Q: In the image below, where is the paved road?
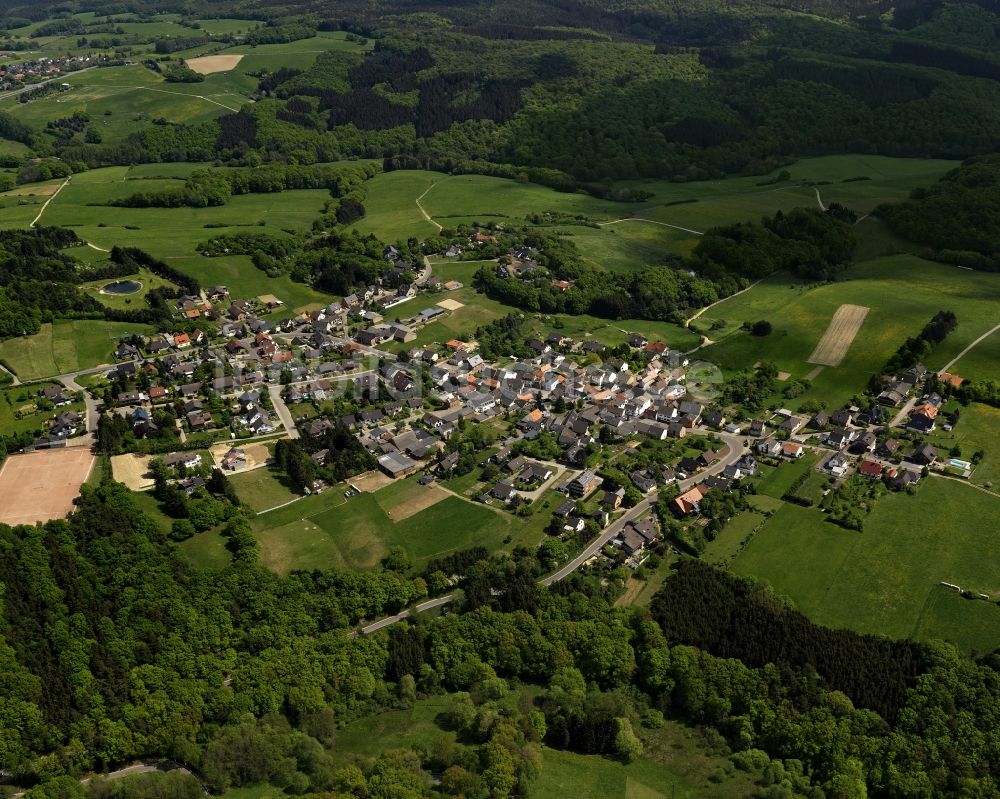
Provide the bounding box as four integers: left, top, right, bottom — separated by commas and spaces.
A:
267, 385, 300, 440
59, 373, 100, 445
362, 595, 453, 635
0, 65, 99, 101
0, 361, 18, 386
358, 428, 747, 634
889, 395, 917, 428
544, 429, 745, 584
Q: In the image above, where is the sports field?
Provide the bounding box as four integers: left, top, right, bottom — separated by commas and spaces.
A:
730, 478, 1000, 650
0, 448, 95, 525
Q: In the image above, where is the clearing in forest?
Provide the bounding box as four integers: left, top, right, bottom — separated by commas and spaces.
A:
185, 54, 244, 74
808, 303, 869, 366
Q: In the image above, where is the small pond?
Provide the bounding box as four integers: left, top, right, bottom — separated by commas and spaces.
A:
101, 280, 142, 295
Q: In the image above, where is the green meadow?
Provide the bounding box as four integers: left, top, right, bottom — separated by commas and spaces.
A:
250, 489, 522, 574
698, 255, 1000, 410
951, 327, 1000, 383
731, 478, 1000, 651
4, 65, 241, 144
0, 319, 155, 381
176, 474, 558, 575
0, 30, 369, 143
923, 402, 1000, 489
352, 156, 957, 274
229, 466, 300, 513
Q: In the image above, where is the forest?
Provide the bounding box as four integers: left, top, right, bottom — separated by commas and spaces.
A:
1, 478, 1000, 798
879, 154, 1000, 270
15, 0, 1000, 191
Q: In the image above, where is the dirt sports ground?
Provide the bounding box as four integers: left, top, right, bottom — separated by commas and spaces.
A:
0, 448, 95, 525
808, 304, 870, 367
184, 54, 244, 75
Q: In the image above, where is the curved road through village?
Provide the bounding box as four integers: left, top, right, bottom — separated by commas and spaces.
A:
361, 429, 747, 634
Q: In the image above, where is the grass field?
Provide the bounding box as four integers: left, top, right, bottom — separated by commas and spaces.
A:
702, 510, 766, 565
911, 585, 1000, 655
754, 453, 821, 499
252, 489, 521, 574
353, 156, 956, 269
1, 31, 369, 142
130, 489, 175, 537
229, 467, 300, 513
177, 529, 233, 571
0, 320, 155, 381
731, 478, 1000, 650
187, 473, 557, 575
3, 161, 338, 307
40, 178, 330, 255
951, 327, 1000, 384
699, 255, 1000, 410
4, 66, 240, 145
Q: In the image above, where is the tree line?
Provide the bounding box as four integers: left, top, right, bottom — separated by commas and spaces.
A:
1, 440, 1000, 798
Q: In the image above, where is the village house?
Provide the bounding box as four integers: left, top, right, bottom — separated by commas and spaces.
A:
674, 485, 707, 515
567, 469, 602, 498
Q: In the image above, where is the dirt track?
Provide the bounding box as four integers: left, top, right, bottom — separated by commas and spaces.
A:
808, 304, 869, 367
0, 448, 95, 525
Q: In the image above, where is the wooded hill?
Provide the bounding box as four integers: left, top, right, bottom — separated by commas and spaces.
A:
11, 0, 1000, 189
1, 479, 1000, 797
